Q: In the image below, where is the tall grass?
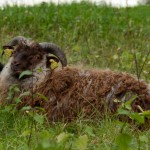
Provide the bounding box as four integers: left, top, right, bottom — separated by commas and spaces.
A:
0, 2, 150, 149
0, 2, 149, 79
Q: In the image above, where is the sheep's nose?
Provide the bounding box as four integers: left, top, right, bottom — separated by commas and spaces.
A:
11, 60, 20, 67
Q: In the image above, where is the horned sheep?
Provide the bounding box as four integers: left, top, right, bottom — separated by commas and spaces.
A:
0, 36, 150, 122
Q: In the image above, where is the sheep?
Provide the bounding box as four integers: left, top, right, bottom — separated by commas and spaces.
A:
0, 36, 67, 101
0, 37, 150, 122
19, 67, 150, 122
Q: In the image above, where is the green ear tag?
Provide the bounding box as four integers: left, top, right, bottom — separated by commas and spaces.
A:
4, 49, 13, 57
49, 59, 59, 70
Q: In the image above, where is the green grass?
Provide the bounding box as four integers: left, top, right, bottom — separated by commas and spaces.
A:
0, 106, 150, 150
0, 2, 150, 149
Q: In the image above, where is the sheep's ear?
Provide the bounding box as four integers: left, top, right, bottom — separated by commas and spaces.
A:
40, 42, 67, 67
1, 46, 14, 57
46, 54, 62, 70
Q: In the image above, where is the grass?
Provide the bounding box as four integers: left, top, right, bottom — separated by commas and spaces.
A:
0, 1, 150, 149
0, 107, 150, 150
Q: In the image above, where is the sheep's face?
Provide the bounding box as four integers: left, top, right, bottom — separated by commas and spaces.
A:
5, 43, 61, 80
1, 41, 64, 91
9, 43, 46, 79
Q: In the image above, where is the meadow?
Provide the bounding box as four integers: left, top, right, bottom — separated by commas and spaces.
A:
0, 1, 150, 149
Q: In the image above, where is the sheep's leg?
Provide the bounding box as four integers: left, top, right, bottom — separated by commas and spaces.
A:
106, 82, 136, 112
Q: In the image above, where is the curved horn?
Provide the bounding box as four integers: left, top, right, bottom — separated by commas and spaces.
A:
39, 42, 67, 67
2, 36, 29, 56
3, 36, 28, 49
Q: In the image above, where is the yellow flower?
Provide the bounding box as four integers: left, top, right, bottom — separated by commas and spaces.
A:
4, 49, 13, 57
49, 59, 58, 70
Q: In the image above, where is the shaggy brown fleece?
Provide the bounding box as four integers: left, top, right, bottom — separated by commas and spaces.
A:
18, 67, 150, 121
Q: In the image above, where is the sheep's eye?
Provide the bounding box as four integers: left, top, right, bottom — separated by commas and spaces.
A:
32, 55, 41, 61
35, 55, 41, 60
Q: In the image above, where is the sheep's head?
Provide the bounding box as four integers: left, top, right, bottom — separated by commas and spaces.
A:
2, 36, 67, 82
8, 43, 45, 78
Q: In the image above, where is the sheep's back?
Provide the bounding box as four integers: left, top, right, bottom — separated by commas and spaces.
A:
19, 67, 150, 121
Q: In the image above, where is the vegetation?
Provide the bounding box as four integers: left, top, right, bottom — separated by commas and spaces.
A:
0, 2, 149, 149
146, 0, 150, 4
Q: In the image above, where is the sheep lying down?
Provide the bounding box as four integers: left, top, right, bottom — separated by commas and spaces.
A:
0, 36, 150, 122
26, 67, 150, 121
